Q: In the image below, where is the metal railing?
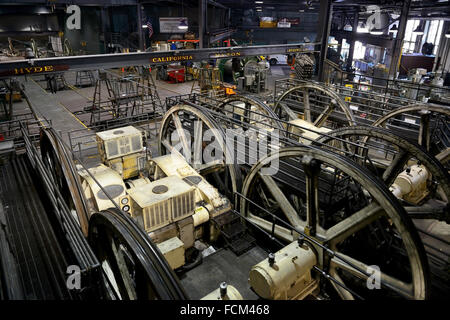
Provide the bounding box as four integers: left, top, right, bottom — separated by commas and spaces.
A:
322, 60, 450, 103
19, 121, 101, 298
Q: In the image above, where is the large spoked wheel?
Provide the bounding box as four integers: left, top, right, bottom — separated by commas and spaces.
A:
372, 104, 450, 167
40, 128, 90, 236
217, 95, 285, 132
158, 104, 242, 199
273, 83, 356, 128
314, 126, 450, 222
240, 146, 429, 299
88, 208, 188, 300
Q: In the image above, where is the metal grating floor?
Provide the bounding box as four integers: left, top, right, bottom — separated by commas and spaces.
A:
0, 155, 72, 299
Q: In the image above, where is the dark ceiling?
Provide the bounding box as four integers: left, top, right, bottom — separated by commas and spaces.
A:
0, 0, 448, 18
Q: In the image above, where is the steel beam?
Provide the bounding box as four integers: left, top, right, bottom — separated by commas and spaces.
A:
388, 0, 411, 79
199, 0, 206, 49
208, 28, 236, 44
332, 30, 394, 49
0, 42, 319, 77
317, 0, 333, 82
137, 5, 144, 51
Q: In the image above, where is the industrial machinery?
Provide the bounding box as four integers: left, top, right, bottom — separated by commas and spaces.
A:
238, 59, 270, 93
372, 104, 450, 168
240, 146, 429, 300
77, 125, 232, 272
29, 89, 447, 300
5, 63, 446, 300
161, 94, 449, 298
273, 82, 356, 133
292, 54, 315, 80
190, 65, 236, 99
219, 56, 270, 93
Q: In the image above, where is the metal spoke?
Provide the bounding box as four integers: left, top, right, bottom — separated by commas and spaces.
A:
382, 149, 410, 185
303, 88, 311, 122
302, 156, 320, 236
279, 101, 298, 120
418, 110, 431, 151
259, 173, 306, 229
171, 112, 191, 159
161, 138, 183, 158
111, 238, 137, 300
193, 120, 203, 169
329, 267, 355, 300
325, 202, 384, 245
314, 103, 335, 128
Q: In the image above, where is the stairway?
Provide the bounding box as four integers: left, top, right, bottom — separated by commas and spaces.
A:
212, 211, 255, 256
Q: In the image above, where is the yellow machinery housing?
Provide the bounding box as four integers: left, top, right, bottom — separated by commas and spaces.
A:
249, 241, 318, 300
96, 126, 146, 179
79, 125, 232, 270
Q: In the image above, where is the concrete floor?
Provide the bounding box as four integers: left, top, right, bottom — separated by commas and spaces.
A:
179, 245, 268, 300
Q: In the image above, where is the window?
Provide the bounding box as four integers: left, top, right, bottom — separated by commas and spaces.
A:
402, 19, 420, 54
341, 39, 350, 60
354, 41, 366, 60
402, 19, 445, 55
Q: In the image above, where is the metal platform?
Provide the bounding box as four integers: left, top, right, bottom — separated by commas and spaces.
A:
18, 78, 89, 144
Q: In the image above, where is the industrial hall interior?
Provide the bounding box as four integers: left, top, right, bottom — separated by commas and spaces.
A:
0, 0, 449, 302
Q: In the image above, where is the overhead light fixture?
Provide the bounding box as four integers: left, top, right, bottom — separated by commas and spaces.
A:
389, 24, 398, 33
142, 24, 148, 28
445, 29, 450, 38
370, 27, 383, 35
413, 23, 424, 35
178, 19, 188, 30
255, 1, 263, 3
256, 9, 262, 12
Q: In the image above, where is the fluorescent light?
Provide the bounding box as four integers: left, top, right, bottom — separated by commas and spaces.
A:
256, 9, 262, 12
370, 27, 383, 35
142, 24, 148, 28
357, 26, 368, 33
446, 30, 450, 38
255, 1, 263, 3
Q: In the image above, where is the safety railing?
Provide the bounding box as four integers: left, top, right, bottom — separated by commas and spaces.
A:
67, 118, 161, 163
0, 113, 51, 150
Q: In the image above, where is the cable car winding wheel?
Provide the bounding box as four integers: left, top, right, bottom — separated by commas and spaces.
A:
218, 95, 285, 133
273, 83, 356, 128
314, 126, 450, 223
88, 208, 188, 300
372, 104, 450, 167
240, 146, 429, 299
159, 103, 243, 200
